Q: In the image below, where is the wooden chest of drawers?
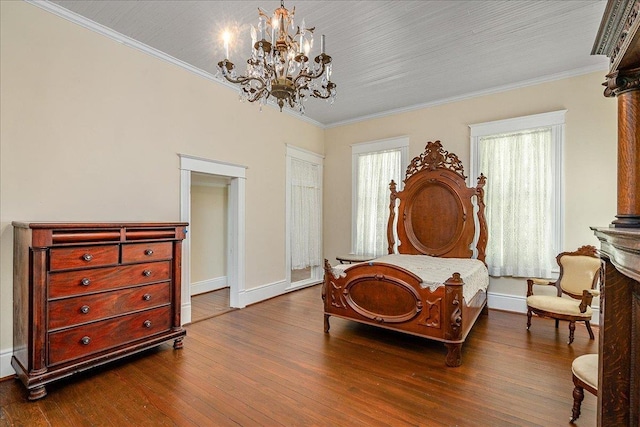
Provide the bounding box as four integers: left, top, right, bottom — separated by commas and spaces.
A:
11, 222, 188, 400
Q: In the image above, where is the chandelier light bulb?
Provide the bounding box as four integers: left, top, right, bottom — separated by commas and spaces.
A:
222, 31, 231, 59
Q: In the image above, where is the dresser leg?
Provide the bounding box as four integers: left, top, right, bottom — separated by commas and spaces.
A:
28, 385, 47, 401
173, 337, 184, 350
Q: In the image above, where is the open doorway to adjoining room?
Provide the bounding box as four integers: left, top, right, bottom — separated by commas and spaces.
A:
189, 172, 233, 323
179, 154, 246, 325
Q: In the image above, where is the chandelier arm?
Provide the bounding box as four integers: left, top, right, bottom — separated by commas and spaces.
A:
220, 73, 262, 89
312, 88, 336, 99
220, 72, 269, 102
293, 61, 325, 84
311, 90, 331, 99
244, 85, 269, 103
261, 55, 277, 77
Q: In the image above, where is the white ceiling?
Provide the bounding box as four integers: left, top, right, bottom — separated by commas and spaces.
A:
43, 0, 610, 127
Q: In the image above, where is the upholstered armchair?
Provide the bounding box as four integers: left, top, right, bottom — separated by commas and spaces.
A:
526, 245, 601, 344
570, 353, 598, 423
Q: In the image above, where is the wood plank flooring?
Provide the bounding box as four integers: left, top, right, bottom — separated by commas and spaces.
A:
190, 288, 234, 324
0, 285, 598, 426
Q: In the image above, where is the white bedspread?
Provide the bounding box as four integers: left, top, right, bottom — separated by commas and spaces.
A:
332, 254, 489, 303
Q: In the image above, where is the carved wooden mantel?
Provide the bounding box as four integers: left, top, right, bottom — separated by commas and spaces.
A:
591, 1, 640, 426
592, 0, 640, 228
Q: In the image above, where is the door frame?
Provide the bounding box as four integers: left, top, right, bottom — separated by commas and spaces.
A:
179, 154, 247, 324
285, 144, 324, 288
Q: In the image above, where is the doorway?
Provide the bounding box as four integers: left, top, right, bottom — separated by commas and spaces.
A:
286, 145, 324, 288
179, 154, 247, 325
189, 173, 232, 322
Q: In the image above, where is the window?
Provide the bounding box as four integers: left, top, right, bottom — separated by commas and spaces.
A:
286, 145, 323, 286
470, 110, 565, 278
352, 137, 409, 257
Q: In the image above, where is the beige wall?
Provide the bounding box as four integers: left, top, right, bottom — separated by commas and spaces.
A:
323, 71, 618, 297
190, 181, 227, 284
0, 2, 324, 368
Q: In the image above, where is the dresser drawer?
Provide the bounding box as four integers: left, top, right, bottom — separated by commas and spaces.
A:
48, 261, 171, 298
121, 242, 172, 263
48, 306, 172, 366
48, 282, 171, 330
50, 245, 119, 271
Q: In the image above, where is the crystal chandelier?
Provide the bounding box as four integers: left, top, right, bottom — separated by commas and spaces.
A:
217, 0, 336, 114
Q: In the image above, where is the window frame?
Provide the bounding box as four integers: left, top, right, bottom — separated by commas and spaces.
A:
351, 136, 409, 255
469, 110, 566, 275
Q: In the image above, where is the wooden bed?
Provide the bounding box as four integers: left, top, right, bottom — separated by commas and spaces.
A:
322, 140, 488, 367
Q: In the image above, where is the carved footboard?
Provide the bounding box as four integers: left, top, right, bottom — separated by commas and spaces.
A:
322, 260, 487, 367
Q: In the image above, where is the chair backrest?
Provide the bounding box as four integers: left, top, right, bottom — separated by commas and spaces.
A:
557, 245, 601, 298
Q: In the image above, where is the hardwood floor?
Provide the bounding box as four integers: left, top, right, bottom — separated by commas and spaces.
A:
1, 285, 598, 426
190, 288, 234, 324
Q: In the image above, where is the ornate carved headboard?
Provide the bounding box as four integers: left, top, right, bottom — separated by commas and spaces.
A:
387, 141, 488, 262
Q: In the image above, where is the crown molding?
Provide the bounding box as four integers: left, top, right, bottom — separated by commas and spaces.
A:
24, 0, 325, 129
325, 63, 608, 129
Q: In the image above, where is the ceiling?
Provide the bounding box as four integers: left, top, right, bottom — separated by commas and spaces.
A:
44, 0, 610, 127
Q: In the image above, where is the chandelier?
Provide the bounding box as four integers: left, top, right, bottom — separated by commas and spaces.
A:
217, 0, 336, 113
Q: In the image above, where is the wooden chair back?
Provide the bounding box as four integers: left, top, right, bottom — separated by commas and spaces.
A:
556, 246, 601, 299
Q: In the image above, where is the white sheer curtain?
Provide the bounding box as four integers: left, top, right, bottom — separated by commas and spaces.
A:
355, 149, 402, 257
291, 158, 321, 270
479, 127, 556, 278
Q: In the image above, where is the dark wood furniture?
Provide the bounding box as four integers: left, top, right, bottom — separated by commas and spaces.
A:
526, 245, 601, 344
12, 222, 188, 400
591, 0, 640, 425
571, 353, 599, 423
590, 228, 640, 426
323, 141, 488, 367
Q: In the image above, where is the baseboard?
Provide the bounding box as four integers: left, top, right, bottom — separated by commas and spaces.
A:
191, 276, 227, 296
181, 301, 192, 325
285, 279, 323, 293
1, 348, 15, 379
487, 291, 528, 314
240, 279, 320, 307
240, 280, 287, 307
487, 291, 600, 325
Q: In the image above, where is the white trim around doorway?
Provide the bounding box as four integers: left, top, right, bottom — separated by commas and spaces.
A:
179, 154, 247, 324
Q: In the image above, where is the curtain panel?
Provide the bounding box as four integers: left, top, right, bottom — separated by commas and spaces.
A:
291, 158, 322, 270
479, 127, 556, 278
355, 150, 402, 257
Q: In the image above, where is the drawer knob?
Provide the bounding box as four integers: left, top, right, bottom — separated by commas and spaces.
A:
80, 305, 90, 314
142, 270, 152, 277
142, 294, 151, 301
81, 278, 91, 286
81, 336, 91, 345
143, 320, 152, 328
144, 249, 154, 256
82, 253, 93, 262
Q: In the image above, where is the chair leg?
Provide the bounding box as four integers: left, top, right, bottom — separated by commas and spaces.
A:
568, 321, 576, 344
527, 309, 532, 330
555, 319, 560, 329
585, 321, 595, 340
571, 384, 584, 422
